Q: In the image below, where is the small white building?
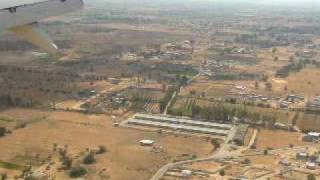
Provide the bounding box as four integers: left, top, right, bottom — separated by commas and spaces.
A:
139, 140, 154, 146
235, 85, 246, 90
296, 152, 309, 161
306, 162, 317, 170
181, 170, 192, 177
279, 158, 291, 166
304, 132, 320, 142
308, 132, 320, 138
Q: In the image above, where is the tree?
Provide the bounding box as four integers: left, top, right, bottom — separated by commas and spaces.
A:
181, 76, 188, 86
262, 74, 269, 82
272, 47, 277, 56
219, 169, 225, 176
83, 152, 96, 164
69, 166, 87, 178
265, 82, 272, 91
52, 143, 57, 152
0, 173, 7, 180
243, 158, 251, 164
251, 112, 261, 125
289, 56, 294, 62
0, 127, 6, 137
255, 81, 259, 89
307, 174, 316, 180
211, 139, 220, 150
190, 90, 197, 96
61, 156, 73, 170
59, 148, 73, 170
96, 145, 107, 154
274, 56, 279, 61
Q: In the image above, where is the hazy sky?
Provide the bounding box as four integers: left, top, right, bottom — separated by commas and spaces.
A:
1, 0, 319, 9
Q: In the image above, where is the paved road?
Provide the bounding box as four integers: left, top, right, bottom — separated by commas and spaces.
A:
150, 126, 238, 180
150, 129, 319, 180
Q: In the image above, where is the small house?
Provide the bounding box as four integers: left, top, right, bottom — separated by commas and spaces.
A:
139, 139, 154, 146
296, 152, 309, 161
306, 162, 317, 170
303, 132, 320, 142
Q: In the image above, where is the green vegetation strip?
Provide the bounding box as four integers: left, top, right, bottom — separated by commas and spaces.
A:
0, 117, 14, 122
0, 160, 26, 170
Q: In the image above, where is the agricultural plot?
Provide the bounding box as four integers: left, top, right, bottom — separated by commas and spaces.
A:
254, 129, 307, 150
297, 112, 320, 131
121, 86, 166, 113
170, 97, 197, 117
180, 77, 234, 98
144, 102, 160, 113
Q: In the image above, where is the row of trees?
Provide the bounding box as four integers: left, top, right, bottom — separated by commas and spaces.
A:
0, 94, 35, 108
276, 58, 318, 78
169, 102, 277, 126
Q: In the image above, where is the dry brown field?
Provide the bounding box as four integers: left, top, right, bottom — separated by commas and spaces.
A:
286, 68, 320, 98
180, 77, 234, 97
297, 113, 320, 131
255, 129, 306, 150
0, 108, 212, 179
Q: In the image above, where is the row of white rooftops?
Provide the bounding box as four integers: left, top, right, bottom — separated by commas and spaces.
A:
133, 113, 232, 130
128, 113, 232, 136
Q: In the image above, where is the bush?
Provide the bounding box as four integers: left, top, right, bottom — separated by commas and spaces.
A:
0, 127, 6, 137
1, 173, 7, 180
15, 122, 27, 129
211, 139, 220, 150
61, 156, 73, 170
96, 146, 107, 154
69, 166, 87, 178
307, 174, 316, 180
83, 152, 96, 164
243, 158, 251, 164
219, 169, 225, 176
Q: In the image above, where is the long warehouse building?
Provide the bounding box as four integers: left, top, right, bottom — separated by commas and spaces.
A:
134, 113, 232, 130
128, 113, 232, 136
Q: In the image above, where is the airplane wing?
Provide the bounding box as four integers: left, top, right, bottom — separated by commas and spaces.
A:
0, 0, 84, 56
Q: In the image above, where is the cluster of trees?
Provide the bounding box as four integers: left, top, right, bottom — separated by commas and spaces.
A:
169, 103, 277, 126
160, 89, 175, 113
0, 94, 34, 108
130, 92, 152, 111
54, 144, 107, 178
213, 73, 259, 81
0, 65, 81, 108
276, 59, 317, 78
235, 34, 288, 48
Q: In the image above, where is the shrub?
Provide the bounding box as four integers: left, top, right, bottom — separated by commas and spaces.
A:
0, 127, 6, 137
307, 174, 316, 180
211, 139, 220, 150
83, 152, 96, 164
96, 146, 107, 154
219, 169, 225, 176
15, 122, 27, 129
1, 173, 7, 180
61, 156, 73, 170
69, 166, 87, 178
243, 158, 251, 164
